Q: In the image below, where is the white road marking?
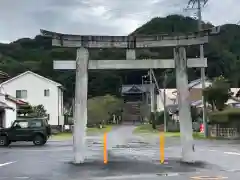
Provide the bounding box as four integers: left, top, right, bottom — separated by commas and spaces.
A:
14, 177, 29, 179
225, 169, 240, 172
224, 152, 240, 156
0, 177, 29, 179
209, 150, 217, 152
90, 173, 179, 180
0, 161, 16, 167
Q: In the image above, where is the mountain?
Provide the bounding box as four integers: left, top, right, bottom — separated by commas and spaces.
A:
0, 14, 240, 102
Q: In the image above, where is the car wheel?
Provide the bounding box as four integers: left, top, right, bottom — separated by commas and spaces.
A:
0, 136, 10, 146
42, 140, 47, 145
33, 135, 44, 146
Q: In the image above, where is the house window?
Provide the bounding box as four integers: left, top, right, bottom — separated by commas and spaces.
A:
16, 90, 27, 99
44, 89, 50, 97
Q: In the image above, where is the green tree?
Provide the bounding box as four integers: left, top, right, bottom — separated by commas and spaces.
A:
191, 106, 199, 122
87, 95, 124, 126
31, 105, 47, 117
17, 104, 33, 116
203, 76, 231, 111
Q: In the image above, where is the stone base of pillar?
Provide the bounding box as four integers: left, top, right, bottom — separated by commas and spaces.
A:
181, 141, 195, 163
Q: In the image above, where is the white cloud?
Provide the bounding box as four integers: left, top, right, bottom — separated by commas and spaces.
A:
0, 0, 239, 43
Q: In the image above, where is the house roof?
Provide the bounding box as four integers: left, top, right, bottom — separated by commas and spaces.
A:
0, 71, 9, 78
1, 90, 28, 105
188, 78, 211, 89
5, 95, 28, 105
172, 78, 211, 94
166, 99, 203, 114
0, 71, 62, 87
191, 99, 203, 107
0, 101, 14, 110
121, 84, 155, 94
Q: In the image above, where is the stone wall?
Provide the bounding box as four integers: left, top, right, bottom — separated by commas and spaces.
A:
209, 124, 240, 139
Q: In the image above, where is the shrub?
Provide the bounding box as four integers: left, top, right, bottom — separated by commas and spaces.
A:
31, 105, 47, 117
208, 108, 240, 124
17, 104, 33, 116
139, 103, 150, 121
191, 106, 199, 122
17, 104, 47, 118
87, 95, 124, 126
155, 111, 164, 125
203, 76, 231, 111
155, 110, 171, 125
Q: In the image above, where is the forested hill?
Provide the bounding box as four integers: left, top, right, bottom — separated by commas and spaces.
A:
0, 14, 240, 102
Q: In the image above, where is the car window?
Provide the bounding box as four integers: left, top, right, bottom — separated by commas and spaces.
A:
44, 119, 49, 125
13, 121, 28, 128
29, 120, 42, 128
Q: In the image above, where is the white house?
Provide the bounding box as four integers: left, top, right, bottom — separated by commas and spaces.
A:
156, 89, 176, 112
0, 90, 19, 128
0, 71, 64, 127
156, 78, 212, 113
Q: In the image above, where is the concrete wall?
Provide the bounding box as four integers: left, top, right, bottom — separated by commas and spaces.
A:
5, 100, 16, 128
189, 88, 202, 102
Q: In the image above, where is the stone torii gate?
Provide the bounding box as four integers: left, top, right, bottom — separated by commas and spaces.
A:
41, 29, 218, 164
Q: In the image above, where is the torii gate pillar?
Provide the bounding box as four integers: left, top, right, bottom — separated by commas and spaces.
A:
175, 47, 195, 162
73, 47, 89, 164
126, 49, 136, 60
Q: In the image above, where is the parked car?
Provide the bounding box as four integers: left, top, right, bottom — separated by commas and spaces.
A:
0, 118, 51, 146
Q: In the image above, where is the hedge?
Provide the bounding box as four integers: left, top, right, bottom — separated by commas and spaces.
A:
208, 108, 240, 124
155, 111, 171, 125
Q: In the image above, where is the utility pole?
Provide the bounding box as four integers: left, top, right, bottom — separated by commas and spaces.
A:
163, 72, 167, 132
198, 0, 208, 138
150, 69, 155, 113
149, 69, 156, 129
188, 0, 208, 137
141, 76, 144, 102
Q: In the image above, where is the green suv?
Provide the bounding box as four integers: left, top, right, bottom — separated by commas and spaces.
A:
0, 118, 51, 146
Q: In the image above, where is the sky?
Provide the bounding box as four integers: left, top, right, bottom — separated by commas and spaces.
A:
0, 0, 239, 43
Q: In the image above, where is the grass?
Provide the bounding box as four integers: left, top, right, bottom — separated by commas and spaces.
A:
51, 124, 208, 140
133, 124, 180, 137
133, 124, 206, 139
50, 125, 113, 140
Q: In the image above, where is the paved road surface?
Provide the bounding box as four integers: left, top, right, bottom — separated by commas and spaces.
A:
1, 126, 240, 179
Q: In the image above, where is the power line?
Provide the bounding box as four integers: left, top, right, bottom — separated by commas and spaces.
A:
187, 0, 208, 8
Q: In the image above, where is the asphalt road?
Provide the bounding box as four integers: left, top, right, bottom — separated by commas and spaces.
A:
1, 127, 240, 179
